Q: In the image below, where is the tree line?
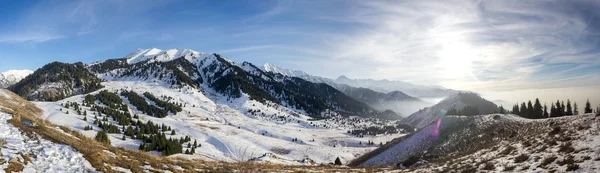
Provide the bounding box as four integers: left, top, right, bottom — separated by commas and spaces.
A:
511, 98, 597, 119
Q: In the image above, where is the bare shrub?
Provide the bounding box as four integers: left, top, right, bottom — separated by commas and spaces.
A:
566, 164, 579, 171
540, 156, 558, 166
558, 142, 575, 153
514, 154, 529, 163
499, 145, 515, 155
503, 165, 516, 171
398, 156, 420, 168
548, 126, 561, 136
481, 162, 495, 170
556, 155, 575, 166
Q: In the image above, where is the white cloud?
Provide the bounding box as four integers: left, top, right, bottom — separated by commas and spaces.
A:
0, 33, 64, 43
288, 0, 600, 92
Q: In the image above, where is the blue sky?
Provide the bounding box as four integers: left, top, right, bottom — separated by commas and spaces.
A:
1, 0, 600, 94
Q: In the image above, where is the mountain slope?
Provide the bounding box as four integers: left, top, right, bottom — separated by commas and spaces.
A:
8, 62, 103, 101
0, 69, 33, 88
335, 75, 459, 98
89, 49, 397, 119
263, 63, 431, 115
400, 92, 499, 129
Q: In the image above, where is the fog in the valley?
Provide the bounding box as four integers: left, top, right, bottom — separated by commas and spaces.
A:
374, 100, 436, 117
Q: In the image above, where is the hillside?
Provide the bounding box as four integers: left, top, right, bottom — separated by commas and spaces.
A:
2, 89, 398, 172
400, 92, 499, 129
351, 113, 600, 172
8, 62, 103, 101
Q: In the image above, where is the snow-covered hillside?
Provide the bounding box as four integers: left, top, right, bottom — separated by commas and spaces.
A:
35, 80, 406, 165
0, 69, 33, 88
0, 96, 96, 172
356, 113, 600, 172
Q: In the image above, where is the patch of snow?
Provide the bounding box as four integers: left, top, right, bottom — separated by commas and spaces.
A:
0, 112, 97, 172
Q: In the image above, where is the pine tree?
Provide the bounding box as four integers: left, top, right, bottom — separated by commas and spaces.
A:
95, 130, 111, 145
550, 104, 557, 117
561, 101, 566, 116
499, 105, 505, 114
585, 99, 593, 114
566, 100, 573, 116
527, 101, 534, 118
520, 102, 527, 117
574, 102, 579, 115
334, 157, 342, 165
543, 104, 549, 118
533, 98, 542, 119
171, 130, 176, 135
555, 100, 561, 117
512, 104, 519, 115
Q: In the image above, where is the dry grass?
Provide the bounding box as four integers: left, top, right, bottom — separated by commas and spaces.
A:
5, 161, 25, 173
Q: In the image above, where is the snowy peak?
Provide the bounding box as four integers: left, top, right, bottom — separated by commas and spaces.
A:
125, 48, 208, 64
263, 63, 310, 78
0, 69, 33, 88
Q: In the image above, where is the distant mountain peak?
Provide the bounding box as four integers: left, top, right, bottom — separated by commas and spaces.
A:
0, 69, 34, 88
336, 75, 351, 81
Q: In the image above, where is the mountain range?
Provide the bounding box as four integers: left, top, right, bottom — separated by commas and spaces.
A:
263, 64, 434, 116
335, 75, 459, 98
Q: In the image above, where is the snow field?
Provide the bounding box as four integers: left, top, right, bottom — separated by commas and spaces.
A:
36, 81, 406, 165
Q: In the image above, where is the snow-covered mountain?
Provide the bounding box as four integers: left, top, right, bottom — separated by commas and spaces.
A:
400, 92, 498, 129
263, 63, 432, 115
0, 69, 33, 88
85, 48, 397, 119
335, 75, 459, 98
3, 48, 414, 166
